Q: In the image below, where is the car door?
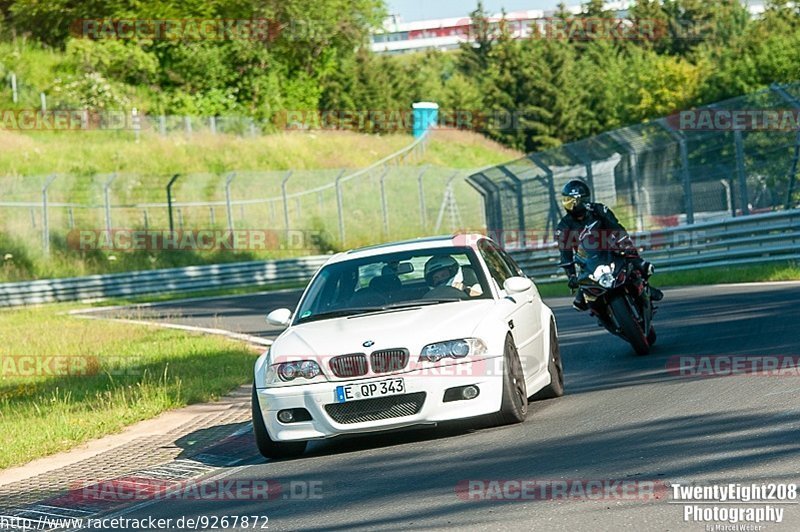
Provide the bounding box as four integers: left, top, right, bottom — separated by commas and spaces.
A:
478, 240, 545, 377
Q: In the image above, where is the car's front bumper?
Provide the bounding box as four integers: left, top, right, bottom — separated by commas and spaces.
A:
254, 358, 505, 442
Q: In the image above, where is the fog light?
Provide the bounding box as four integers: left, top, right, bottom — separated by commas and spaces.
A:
277, 410, 295, 423
462, 386, 480, 400
444, 385, 481, 402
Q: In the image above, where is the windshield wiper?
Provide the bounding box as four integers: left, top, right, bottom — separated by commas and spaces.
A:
296, 307, 386, 324
380, 299, 462, 309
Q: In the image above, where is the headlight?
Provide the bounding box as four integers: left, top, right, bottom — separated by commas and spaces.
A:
598, 272, 615, 288
592, 264, 615, 288
266, 359, 323, 386
420, 338, 487, 362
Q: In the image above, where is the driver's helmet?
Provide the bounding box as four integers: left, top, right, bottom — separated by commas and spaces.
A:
561, 179, 591, 216
424, 255, 460, 288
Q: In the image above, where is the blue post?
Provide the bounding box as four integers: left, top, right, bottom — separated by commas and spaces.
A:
412, 102, 439, 138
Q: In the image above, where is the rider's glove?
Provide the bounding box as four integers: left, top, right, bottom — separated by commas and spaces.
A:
568, 275, 579, 290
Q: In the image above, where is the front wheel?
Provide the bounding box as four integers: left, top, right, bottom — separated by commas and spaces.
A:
491, 335, 528, 426
647, 326, 657, 346
609, 295, 650, 356
252, 385, 307, 460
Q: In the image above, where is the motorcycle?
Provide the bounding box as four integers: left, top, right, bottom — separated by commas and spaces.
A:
566, 236, 657, 356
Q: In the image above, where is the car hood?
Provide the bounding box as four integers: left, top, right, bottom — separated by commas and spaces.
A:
271, 300, 493, 361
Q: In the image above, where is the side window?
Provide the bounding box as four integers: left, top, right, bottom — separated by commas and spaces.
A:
478, 240, 514, 288
497, 247, 525, 278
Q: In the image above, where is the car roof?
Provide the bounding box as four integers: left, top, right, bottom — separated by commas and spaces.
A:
324, 233, 489, 265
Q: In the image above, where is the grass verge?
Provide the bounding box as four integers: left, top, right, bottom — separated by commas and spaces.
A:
0, 304, 258, 470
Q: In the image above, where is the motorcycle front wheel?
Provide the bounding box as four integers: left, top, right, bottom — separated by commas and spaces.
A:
609, 295, 650, 356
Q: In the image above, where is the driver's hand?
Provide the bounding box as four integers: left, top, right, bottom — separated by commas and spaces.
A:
568, 275, 579, 290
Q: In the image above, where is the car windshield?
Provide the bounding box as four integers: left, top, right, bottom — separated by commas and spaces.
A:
294, 246, 491, 324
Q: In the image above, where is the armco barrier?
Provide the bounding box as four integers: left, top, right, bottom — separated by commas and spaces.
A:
509, 209, 800, 284
1, 210, 797, 306
0, 255, 329, 307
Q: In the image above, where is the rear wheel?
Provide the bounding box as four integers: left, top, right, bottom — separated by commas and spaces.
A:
491, 335, 528, 426
609, 295, 650, 356
252, 385, 307, 459
531, 321, 564, 400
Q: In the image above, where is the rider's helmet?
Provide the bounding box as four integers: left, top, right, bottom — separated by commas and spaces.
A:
561, 179, 591, 217
424, 255, 460, 288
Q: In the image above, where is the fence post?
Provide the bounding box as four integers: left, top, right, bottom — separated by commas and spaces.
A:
658, 121, 695, 225
42, 175, 57, 255
281, 171, 293, 236
103, 173, 117, 235
159, 115, 167, 136
417, 167, 428, 230
379, 167, 390, 237
719, 179, 734, 217
335, 170, 346, 246
210, 116, 217, 135
10, 73, 17, 104
609, 132, 645, 231
225, 172, 236, 231
788, 134, 800, 209
498, 166, 526, 248
131, 108, 140, 142
40, 92, 47, 113
529, 154, 560, 239
678, 137, 695, 224
166, 174, 180, 233
733, 130, 750, 216
184, 116, 192, 136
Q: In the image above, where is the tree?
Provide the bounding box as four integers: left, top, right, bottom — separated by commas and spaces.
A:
459, 1, 495, 77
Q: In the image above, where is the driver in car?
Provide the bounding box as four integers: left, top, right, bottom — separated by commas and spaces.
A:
424, 255, 482, 299
557, 179, 663, 311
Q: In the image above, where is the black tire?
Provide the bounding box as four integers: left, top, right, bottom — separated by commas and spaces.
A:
647, 326, 657, 346
491, 335, 528, 426
609, 295, 650, 356
251, 385, 307, 459
531, 321, 564, 400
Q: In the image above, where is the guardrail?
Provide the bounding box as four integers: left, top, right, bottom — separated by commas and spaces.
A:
0, 256, 329, 307
2, 209, 797, 307
510, 209, 800, 284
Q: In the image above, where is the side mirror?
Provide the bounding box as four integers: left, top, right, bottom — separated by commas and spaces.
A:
504, 276, 533, 295
266, 308, 293, 327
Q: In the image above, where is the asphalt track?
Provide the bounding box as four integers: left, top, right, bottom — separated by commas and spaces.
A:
91, 283, 800, 530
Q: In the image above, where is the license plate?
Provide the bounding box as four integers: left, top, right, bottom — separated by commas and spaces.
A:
335, 378, 405, 403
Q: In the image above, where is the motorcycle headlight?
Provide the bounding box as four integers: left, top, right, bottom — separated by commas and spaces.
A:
420, 338, 487, 362
266, 359, 323, 386
598, 272, 615, 288
591, 264, 615, 288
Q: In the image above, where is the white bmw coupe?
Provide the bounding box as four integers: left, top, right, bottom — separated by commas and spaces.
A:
252, 234, 564, 458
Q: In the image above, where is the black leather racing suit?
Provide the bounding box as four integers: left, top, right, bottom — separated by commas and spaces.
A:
556, 203, 648, 306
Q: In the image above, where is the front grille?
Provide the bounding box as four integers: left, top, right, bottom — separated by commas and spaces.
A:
325, 392, 426, 424
370, 348, 410, 373
330, 354, 368, 378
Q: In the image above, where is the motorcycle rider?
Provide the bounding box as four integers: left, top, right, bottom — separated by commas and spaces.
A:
556, 179, 664, 311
